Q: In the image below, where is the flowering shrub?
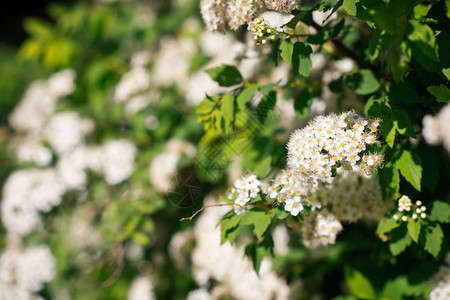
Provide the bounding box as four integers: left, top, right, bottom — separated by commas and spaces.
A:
0, 0, 449, 299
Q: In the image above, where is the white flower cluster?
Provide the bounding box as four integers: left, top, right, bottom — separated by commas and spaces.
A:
228, 173, 261, 214
9, 69, 75, 132
2, 169, 64, 235
113, 57, 162, 117
263, 0, 299, 13
422, 102, 450, 153
149, 139, 197, 194
127, 276, 156, 300
314, 170, 390, 223
114, 67, 151, 102
300, 212, 343, 248
429, 253, 450, 300
0, 245, 56, 294
225, 112, 384, 248
152, 37, 197, 88
393, 196, 427, 222
2, 71, 137, 236
190, 197, 290, 300
287, 111, 382, 183
265, 169, 321, 215
200, 0, 299, 31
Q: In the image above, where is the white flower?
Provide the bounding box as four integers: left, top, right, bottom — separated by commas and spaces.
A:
0, 245, 56, 292
127, 276, 156, 300
284, 197, 303, 216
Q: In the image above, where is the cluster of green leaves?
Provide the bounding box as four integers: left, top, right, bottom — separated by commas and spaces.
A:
195, 64, 286, 182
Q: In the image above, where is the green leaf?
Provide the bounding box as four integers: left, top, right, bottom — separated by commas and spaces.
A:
241, 210, 272, 239
258, 82, 278, 96
377, 215, 401, 234
23, 18, 53, 38
424, 223, 443, 257
221, 93, 234, 125
245, 235, 274, 273
379, 114, 397, 148
427, 84, 450, 103
380, 163, 400, 198
346, 69, 380, 95
393, 109, 416, 138
294, 87, 315, 119
255, 156, 272, 178
132, 232, 150, 246
389, 225, 412, 256
280, 41, 313, 77
319, 0, 342, 12
237, 85, 257, 110
206, 64, 243, 87
443, 68, 450, 81
407, 218, 421, 243
221, 212, 241, 245
381, 276, 430, 300
396, 150, 422, 192
406, 20, 438, 62
343, 0, 358, 16
280, 40, 294, 65
429, 201, 450, 223
344, 266, 376, 300
292, 42, 313, 77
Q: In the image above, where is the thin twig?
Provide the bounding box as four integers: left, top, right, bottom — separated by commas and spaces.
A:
180, 203, 233, 221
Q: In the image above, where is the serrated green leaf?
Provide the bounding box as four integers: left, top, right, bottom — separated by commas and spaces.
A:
389, 225, 412, 256
292, 42, 313, 77
381, 117, 396, 148
429, 201, 450, 223
280, 40, 294, 65
407, 218, 421, 243
294, 87, 314, 119
280, 41, 313, 77
406, 20, 439, 65
377, 215, 401, 234
241, 210, 272, 239
206, 64, 243, 87
344, 266, 376, 300
427, 84, 450, 103
221, 212, 241, 244
396, 150, 422, 192
346, 69, 380, 95
424, 223, 443, 257
237, 85, 257, 110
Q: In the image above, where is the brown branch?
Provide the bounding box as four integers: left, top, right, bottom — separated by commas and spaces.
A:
180, 203, 233, 221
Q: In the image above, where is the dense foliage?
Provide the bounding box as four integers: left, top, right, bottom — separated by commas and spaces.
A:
0, 0, 449, 299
